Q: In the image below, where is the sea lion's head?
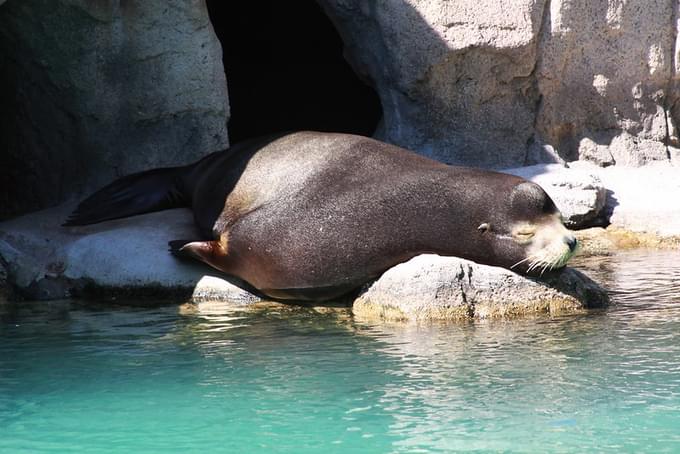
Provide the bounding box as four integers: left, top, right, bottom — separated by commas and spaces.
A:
475, 181, 577, 275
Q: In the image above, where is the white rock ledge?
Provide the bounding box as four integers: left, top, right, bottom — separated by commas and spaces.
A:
0, 204, 609, 320
0, 204, 248, 301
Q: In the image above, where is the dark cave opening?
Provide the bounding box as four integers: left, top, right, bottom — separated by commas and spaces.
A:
206, 0, 382, 144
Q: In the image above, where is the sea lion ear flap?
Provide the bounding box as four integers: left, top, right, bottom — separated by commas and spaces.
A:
511, 182, 540, 206
477, 222, 490, 233
511, 181, 555, 213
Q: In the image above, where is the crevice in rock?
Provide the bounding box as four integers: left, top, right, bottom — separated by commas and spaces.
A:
526, 0, 553, 164
1, 1, 229, 220
458, 280, 475, 318
672, 0, 678, 82
663, 104, 672, 161
666, 0, 679, 161
206, 0, 383, 144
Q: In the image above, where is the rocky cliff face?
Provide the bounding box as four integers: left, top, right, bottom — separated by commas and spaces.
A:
1, 0, 676, 222
0, 0, 228, 219
319, 0, 680, 168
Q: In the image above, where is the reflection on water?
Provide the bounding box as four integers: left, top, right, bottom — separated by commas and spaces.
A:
573, 250, 680, 314
1, 250, 680, 452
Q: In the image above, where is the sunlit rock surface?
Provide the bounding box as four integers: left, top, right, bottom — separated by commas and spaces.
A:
504, 164, 607, 228
504, 161, 680, 237
569, 161, 680, 237
0, 205, 248, 300
319, 0, 544, 168
353, 254, 609, 322
319, 0, 680, 168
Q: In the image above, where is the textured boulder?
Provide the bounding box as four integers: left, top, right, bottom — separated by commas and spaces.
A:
353, 255, 609, 321
569, 161, 680, 237
0, 0, 229, 219
505, 161, 680, 236
319, 0, 545, 168
504, 164, 607, 228
537, 0, 676, 165
319, 0, 680, 168
0, 205, 255, 301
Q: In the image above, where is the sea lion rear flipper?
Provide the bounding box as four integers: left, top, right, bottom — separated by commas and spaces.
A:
64, 167, 187, 226
168, 239, 228, 270
168, 239, 194, 257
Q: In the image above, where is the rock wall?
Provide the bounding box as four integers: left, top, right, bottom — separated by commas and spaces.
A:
319, 0, 680, 168
538, 0, 678, 166
0, 0, 229, 219
1, 0, 675, 219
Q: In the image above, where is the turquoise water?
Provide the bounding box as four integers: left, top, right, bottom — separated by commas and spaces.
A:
2, 250, 680, 453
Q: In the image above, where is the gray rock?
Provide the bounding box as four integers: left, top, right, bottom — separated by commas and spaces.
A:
506, 161, 680, 237
537, 1, 675, 166
319, 0, 677, 168
504, 164, 607, 228
353, 254, 609, 322
0, 204, 256, 301
569, 161, 680, 237
578, 137, 616, 167
0, 0, 229, 219
319, 0, 545, 168
190, 276, 264, 305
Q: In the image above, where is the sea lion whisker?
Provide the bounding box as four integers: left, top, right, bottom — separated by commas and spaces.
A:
510, 256, 532, 269
551, 256, 563, 270
535, 250, 555, 274
528, 258, 545, 272
522, 255, 539, 271
540, 261, 552, 276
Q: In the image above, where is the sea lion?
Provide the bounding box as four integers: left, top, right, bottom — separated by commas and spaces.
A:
65, 131, 577, 301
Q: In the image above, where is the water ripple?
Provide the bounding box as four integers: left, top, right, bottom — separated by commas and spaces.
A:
1, 251, 680, 452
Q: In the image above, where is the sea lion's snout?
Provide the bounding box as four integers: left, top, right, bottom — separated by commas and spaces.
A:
508, 213, 577, 275
565, 235, 578, 253
502, 182, 580, 275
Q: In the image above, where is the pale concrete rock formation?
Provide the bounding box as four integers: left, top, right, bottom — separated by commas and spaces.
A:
569, 161, 680, 237
0, 0, 229, 219
0, 205, 249, 300
190, 276, 264, 305
504, 164, 607, 228
537, 0, 676, 165
506, 161, 680, 235
505, 160, 680, 238
319, 0, 679, 168
353, 254, 609, 322
319, 0, 546, 168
